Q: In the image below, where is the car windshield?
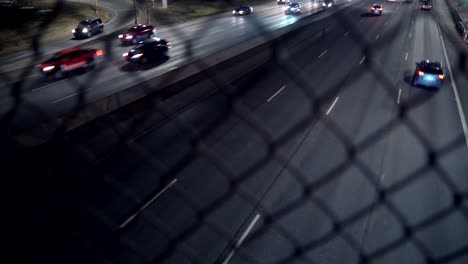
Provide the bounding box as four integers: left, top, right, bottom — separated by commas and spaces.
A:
129, 27, 143, 32
78, 21, 91, 27
423, 67, 443, 74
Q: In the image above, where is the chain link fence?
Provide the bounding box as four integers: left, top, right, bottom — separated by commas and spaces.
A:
2, 0, 468, 263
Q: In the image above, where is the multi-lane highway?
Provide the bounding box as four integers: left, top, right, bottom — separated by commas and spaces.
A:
0, 0, 354, 132
5, 0, 468, 263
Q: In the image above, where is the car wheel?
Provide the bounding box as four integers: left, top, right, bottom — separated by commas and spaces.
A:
86, 59, 95, 71
87, 31, 92, 37
100, 26, 103, 33
141, 57, 148, 64
411, 74, 416, 86
54, 69, 63, 79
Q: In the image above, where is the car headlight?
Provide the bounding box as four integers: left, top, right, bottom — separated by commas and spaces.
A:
126, 35, 133, 39
118, 34, 123, 38
239, 11, 244, 14
328, 3, 332, 6
42, 65, 55, 72
131, 53, 144, 59
233, 10, 236, 14
322, 3, 326, 6
72, 29, 75, 33
122, 52, 128, 57
82, 27, 89, 33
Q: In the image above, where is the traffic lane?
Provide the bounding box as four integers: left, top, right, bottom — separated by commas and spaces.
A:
228, 1, 433, 263
354, 2, 468, 263
0, 0, 135, 70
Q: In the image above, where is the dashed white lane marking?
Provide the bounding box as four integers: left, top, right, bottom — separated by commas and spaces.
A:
409, 32, 412, 38
360, 56, 366, 64
376, 34, 380, 40
405, 52, 408, 61
397, 88, 402, 105
326, 97, 339, 115
267, 85, 286, 102
32, 80, 64, 92
52, 91, 82, 104
211, 29, 223, 34
119, 178, 178, 229
344, 31, 349, 36
318, 49, 328, 58
222, 214, 261, 264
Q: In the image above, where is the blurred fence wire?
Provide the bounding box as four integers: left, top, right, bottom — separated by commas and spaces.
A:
2, 0, 468, 264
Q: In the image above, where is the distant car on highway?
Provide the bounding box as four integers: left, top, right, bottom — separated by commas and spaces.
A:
322, 0, 335, 8
277, 0, 290, 4
39, 48, 104, 79
72, 18, 104, 39
118, 24, 157, 45
123, 38, 171, 64
411, 60, 445, 88
233, 6, 253, 15
285, 2, 301, 15
421, 1, 432, 10
370, 4, 383, 15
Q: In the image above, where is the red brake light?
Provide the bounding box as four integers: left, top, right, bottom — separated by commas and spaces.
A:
418, 70, 425, 76
438, 74, 445, 80
166, 42, 172, 46
378, 7, 383, 10
371, 7, 375, 10
96, 49, 104, 56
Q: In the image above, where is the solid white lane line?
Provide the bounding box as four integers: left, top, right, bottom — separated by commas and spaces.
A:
318, 50, 328, 58
397, 88, 402, 105
119, 178, 178, 229
344, 31, 349, 36
360, 56, 366, 64
435, 4, 468, 148
169, 66, 178, 71
267, 85, 286, 102
326, 97, 339, 115
405, 52, 408, 61
375, 34, 380, 40
32, 80, 64, 92
223, 214, 261, 264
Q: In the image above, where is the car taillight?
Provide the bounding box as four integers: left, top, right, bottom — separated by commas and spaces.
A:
438, 74, 445, 80
96, 49, 104, 56
166, 42, 172, 46
418, 70, 425, 76
378, 7, 383, 11
371, 7, 375, 10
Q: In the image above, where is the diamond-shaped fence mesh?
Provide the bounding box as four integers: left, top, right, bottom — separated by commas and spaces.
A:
2, 0, 468, 263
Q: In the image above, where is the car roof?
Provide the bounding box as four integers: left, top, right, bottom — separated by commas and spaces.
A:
131, 24, 153, 29
56, 48, 82, 55
372, 4, 382, 6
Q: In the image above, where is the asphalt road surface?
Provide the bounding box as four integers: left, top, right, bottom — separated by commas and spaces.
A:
6, 0, 468, 263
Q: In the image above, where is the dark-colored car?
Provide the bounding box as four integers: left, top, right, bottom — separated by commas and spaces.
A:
39, 48, 104, 79
123, 38, 172, 64
322, 0, 335, 8
233, 6, 253, 15
277, 0, 290, 4
285, 2, 301, 15
411, 60, 445, 88
370, 4, 383, 15
73, 18, 104, 38
118, 24, 157, 45
421, 1, 432, 10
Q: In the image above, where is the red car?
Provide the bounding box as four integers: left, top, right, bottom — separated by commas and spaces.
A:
39, 48, 104, 79
118, 24, 157, 45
